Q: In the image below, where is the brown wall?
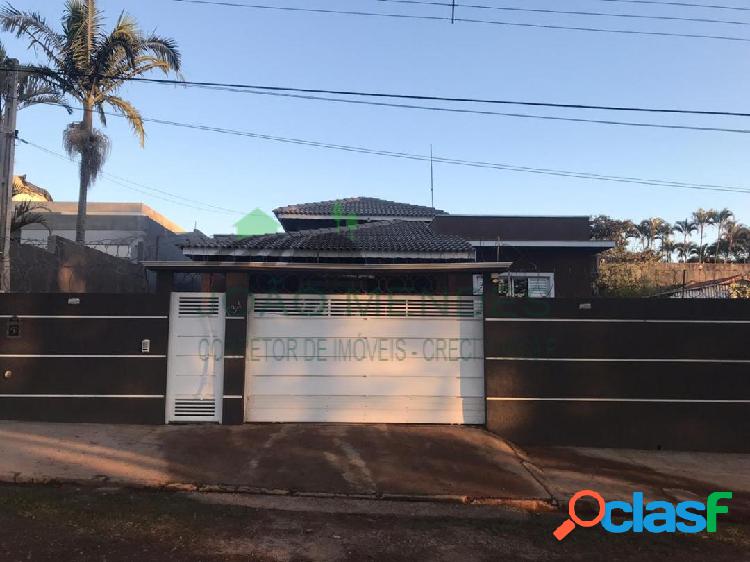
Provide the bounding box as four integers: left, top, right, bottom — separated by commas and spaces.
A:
482, 285, 750, 452
0, 294, 169, 424
11, 236, 147, 293
477, 247, 598, 297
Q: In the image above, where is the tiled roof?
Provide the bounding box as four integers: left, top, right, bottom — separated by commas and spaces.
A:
12, 175, 53, 201
274, 197, 445, 218
184, 221, 473, 254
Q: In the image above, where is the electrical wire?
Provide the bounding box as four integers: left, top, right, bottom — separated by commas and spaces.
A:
169, 0, 750, 42
369, 0, 750, 27
589, 0, 750, 13
191, 84, 750, 134
18, 138, 244, 215
10, 65, 750, 119
24, 108, 750, 196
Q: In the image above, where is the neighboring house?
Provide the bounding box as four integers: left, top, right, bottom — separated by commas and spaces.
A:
657, 275, 750, 299
12, 176, 188, 262
12, 175, 53, 202
179, 196, 614, 297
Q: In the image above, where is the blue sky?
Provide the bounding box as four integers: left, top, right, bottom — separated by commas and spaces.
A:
5, 0, 750, 234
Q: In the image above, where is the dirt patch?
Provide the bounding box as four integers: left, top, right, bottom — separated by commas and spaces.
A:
0, 484, 748, 561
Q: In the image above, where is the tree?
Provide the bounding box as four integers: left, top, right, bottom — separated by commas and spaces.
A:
672, 219, 696, 262
10, 200, 49, 240
724, 221, 749, 263
714, 209, 734, 262
1, 40, 70, 112
636, 218, 668, 252
691, 208, 715, 264
590, 215, 637, 251
674, 241, 696, 263
1, 1, 181, 244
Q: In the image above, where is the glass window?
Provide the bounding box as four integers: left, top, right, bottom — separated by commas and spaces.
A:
498, 274, 554, 298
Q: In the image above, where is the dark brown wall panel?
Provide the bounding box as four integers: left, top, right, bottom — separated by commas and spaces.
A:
485, 321, 749, 360
484, 296, 750, 321
0, 357, 166, 395
487, 401, 750, 452
0, 294, 168, 316
0, 397, 165, 424
225, 319, 247, 357
223, 358, 245, 396
486, 360, 749, 400
222, 398, 244, 425
2, 318, 168, 355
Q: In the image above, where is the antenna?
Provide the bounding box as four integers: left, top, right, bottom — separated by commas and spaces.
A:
450, 0, 456, 24
430, 144, 434, 208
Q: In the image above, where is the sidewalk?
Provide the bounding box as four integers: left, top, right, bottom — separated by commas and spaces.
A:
0, 421, 747, 516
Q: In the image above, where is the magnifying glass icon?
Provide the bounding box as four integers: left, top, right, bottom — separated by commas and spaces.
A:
553, 490, 606, 541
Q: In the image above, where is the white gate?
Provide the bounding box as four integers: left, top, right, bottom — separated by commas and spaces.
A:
166, 293, 225, 423
245, 294, 484, 424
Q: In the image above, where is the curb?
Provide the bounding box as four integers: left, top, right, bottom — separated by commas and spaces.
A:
0, 474, 558, 512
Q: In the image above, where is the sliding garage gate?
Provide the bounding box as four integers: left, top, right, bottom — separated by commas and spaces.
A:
245, 294, 485, 424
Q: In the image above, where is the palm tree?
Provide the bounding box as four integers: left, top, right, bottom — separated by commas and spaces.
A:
672, 219, 696, 263
636, 218, 668, 252
723, 221, 745, 263
1, 1, 181, 244
674, 242, 695, 263
714, 208, 733, 258
1, 40, 70, 112
691, 208, 715, 263
10, 200, 50, 241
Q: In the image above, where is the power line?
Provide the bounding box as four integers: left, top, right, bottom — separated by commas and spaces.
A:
370, 0, 750, 27
11, 65, 750, 120
32, 106, 750, 196
169, 0, 750, 42
18, 138, 244, 215
589, 0, 750, 13
191, 84, 750, 134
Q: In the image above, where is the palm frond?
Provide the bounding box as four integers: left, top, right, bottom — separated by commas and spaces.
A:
62, 0, 95, 75
11, 201, 50, 234
17, 73, 73, 113
142, 34, 182, 72
0, 5, 65, 67
102, 95, 144, 146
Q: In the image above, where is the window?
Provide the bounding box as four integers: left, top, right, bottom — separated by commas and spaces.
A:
497, 273, 554, 298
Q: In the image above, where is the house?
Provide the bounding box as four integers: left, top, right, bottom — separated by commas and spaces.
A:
179, 196, 614, 297
136, 197, 615, 426
12, 175, 53, 202
12, 175, 188, 261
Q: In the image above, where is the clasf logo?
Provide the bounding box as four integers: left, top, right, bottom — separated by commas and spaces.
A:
553, 489, 732, 541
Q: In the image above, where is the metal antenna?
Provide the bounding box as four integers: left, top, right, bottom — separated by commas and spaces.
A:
430, 144, 434, 208
451, 0, 456, 24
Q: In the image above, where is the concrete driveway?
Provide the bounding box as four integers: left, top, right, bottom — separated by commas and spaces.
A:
0, 421, 548, 501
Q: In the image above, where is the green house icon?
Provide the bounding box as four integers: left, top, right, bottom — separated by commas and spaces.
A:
234, 208, 282, 237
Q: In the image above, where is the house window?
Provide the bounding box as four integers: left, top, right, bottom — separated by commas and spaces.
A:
498, 273, 554, 298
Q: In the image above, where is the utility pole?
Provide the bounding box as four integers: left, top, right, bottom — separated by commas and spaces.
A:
0, 59, 19, 293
